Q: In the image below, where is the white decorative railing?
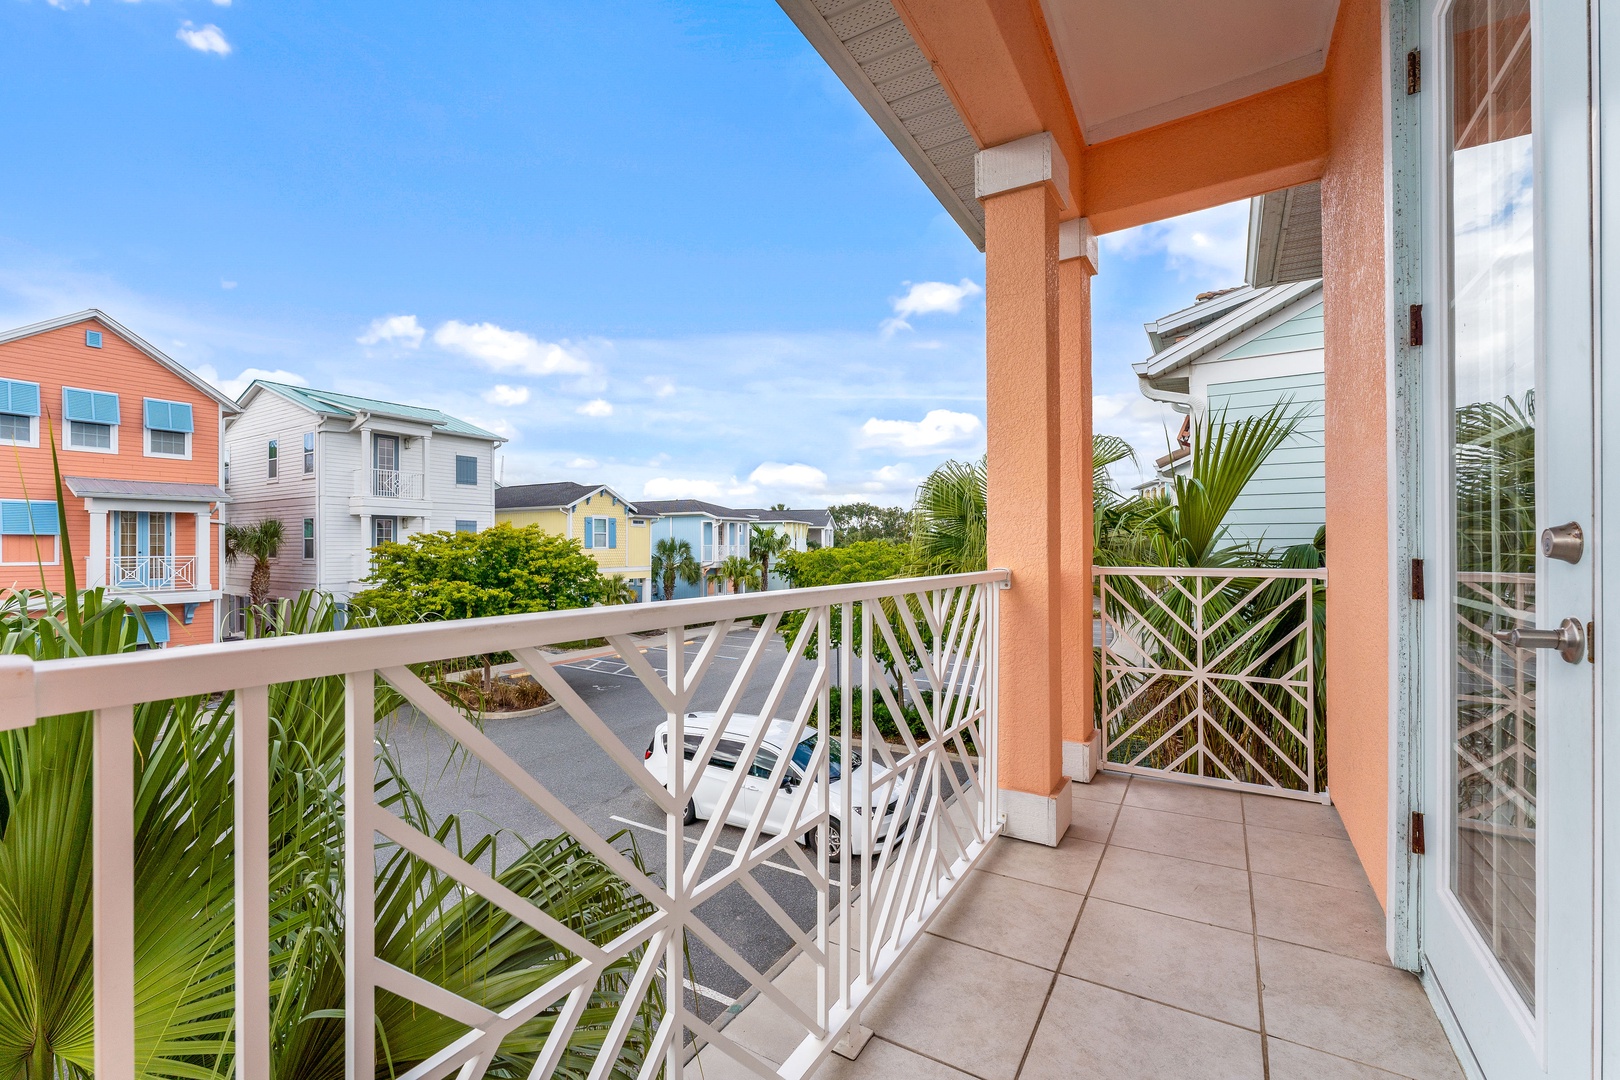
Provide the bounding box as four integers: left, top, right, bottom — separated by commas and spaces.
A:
1454, 571, 1536, 832
1095, 565, 1327, 800
0, 569, 1004, 1080
355, 467, 424, 500
106, 554, 197, 591
701, 542, 746, 564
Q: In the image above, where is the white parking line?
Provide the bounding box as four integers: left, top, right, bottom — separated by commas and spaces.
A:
608, 814, 808, 879
684, 979, 736, 1007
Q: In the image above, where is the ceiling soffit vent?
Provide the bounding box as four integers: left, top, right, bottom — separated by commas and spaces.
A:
1246, 181, 1324, 286
778, 0, 986, 248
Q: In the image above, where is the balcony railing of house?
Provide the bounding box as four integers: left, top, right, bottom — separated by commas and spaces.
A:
1094, 564, 1329, 801
703, 542, 745, 563
0, 569, 1006, 1080
355, 467, 425, 500
101, 554, 198, 591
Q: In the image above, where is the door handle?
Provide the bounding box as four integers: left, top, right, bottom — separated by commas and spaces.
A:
1493, 618, 1587, 664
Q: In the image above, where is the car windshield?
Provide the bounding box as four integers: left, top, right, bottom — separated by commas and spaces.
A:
791, 734, 859, 782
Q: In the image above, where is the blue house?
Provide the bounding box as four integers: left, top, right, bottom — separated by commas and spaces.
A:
635, 500, 754, 599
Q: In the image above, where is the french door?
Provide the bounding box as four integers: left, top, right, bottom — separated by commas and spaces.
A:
113, 510, 173, 588
1418, 0, 1597, 1076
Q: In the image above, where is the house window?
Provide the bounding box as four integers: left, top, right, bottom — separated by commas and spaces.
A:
583, 515, 617, 549
455, 519, 478, 534
267, 439, 278, 479
63, 387, 119, 452
85, 330, 102, 348
223, 448, 232, 487
373, 516, 396, 546
303, 518, 315, 560
303, 432, 315, 473
0, 378, 40, 446
455, 455, 478, 485
0, 499, 60, 565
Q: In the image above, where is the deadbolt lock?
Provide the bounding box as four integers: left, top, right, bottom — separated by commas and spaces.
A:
1541, 521, 1585, 564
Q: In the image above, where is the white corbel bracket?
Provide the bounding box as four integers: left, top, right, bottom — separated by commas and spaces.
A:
975, 131, 1072, 210
1059, 218, 1100, 275
0, 655, 36, 731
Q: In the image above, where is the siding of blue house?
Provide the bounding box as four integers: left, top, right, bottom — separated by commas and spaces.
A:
1223, 300, 1324, 359
1207, 370, 1325, 551
647, 514, 710, 599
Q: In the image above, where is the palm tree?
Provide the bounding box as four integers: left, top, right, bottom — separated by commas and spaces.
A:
651, 536, 701, 601
224, 518, 285, 607
749, 525, 792, 591
909, 457, 987, 575
719, 554, 760, 593
602, 575, 643, 605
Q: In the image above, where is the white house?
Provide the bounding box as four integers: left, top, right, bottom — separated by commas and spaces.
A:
1134, 277, 1326, 552
223, 381, 503, 611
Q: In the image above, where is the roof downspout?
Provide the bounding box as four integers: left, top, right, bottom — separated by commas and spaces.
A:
1137, 375, 1194, 415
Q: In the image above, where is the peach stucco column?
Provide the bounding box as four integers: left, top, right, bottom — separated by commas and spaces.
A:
977, 132, 1072, 846
1058, 220, 1100, 782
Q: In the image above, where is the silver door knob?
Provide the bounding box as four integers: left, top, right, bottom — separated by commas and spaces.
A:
1493, 617, 1586, 664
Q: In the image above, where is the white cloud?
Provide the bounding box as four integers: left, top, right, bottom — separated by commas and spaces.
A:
195, 364, 307, 400
862, 463, 924, 495
177, 22, 232, 56
644, 477, 725, 500
482, 384, 530, 407
645, 376, 676, 397
565, 457, 599, 469
1092, 392, 1182, 485
468, 416, 518, 441
358, 314, 425, 348
433, 320, 591, 376
1100, 201, 1248, 285
883, 278, 982, 335
220, 279, 237, 290
211, 0, 232, 6
859, 409, 982, 454
576, 398, 613, 417
748, 462, 827, 491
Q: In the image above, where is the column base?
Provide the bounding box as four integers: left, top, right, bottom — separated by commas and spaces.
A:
999, 778, 1072, 847
832, 1025, 874, 1060
1063, 731, 1104, 783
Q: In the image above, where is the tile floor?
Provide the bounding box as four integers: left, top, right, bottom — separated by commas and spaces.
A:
691, 772, 1465, 1080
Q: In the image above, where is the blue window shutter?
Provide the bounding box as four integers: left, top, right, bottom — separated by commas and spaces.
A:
0, 380, 40, 417
63, 388, 94, 421
171, 402, 193, 432
609, 518, 617, 548
28, 501, 58, 536
140, 610, 171, 645
1, 501, 59, 536
144, 399, 193, 433
584, 518, 594, 549
93, 391, 120, 424
456, 455, 477, 485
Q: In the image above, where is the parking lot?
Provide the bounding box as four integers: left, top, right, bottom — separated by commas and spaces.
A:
380, 623, 857, 1027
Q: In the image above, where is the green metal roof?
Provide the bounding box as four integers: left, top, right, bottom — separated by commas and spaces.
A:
247, 381, 503, 441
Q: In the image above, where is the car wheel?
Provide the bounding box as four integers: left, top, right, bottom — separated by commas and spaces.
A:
683, 799, 697, 826
807, 820, 843, 859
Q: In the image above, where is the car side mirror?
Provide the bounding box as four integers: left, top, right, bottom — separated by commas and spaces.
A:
782, 774, 801, 790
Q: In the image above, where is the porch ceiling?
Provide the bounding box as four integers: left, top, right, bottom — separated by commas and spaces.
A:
1040, 0, 1342, 144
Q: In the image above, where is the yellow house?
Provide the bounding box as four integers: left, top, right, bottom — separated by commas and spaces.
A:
494, 482, 651, 595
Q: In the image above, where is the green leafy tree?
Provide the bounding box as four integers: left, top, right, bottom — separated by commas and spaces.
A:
827, 502, 911, 546
224, 518, 285, 607
651, 536, 702, 601
718, 554, 760, 593
749, 525, 793, 592
779, 540, 909, 589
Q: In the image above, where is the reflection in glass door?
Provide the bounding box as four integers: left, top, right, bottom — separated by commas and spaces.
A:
1446, 0, 1536, 1007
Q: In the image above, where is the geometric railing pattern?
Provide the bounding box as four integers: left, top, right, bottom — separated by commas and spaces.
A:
1453, 570, 1536, 832
1095, 565, 1328, 801
1, 569, 1004, 1080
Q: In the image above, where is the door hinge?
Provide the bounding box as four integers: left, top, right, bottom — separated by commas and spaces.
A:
1408, 304, 1424, 347
1411, 811, 1426, 855
1406, 49, 1422, 94
1410, 558, 1425, 601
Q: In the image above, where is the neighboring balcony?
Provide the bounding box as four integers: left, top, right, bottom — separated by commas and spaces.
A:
703, 542, 745, 563
89, 553, 202, 594
349, 467, 429, 516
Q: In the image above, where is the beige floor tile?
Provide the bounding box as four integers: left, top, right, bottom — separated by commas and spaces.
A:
1252, 872, 1389, 965
1266, 1038, 1409, 1079
716, 951, 822, 1065
1090, 844, 1254, 931
1123, 775, 1246, 821
1021, 975, 1264, 1080
1063, 898, 1261, 1029
1259, 938, 1465, 1080
1072, 770, 1129, 804
1068, 795, 1120, 843
812, 1036, 978, 1079
927, 868, 1084, 969
978, 833, 1104, 894
1247, 824, 1373, 892
1109, 803, 1249, 868
1242, 794, 1350, 838
860, 934, 1052, 1080
691, 1042, 781, 1080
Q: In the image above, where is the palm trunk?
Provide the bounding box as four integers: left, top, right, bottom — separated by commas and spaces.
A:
250, 558, 271, 607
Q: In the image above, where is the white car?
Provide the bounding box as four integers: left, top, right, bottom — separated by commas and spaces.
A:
643, 712, 901, 857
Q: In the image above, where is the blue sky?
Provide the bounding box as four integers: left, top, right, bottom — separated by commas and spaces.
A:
0, 0, 1249, 505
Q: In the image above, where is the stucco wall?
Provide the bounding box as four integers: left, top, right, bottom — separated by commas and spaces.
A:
1320, 0, 1391, 906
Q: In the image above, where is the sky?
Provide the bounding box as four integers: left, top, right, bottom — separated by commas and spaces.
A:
0, 0, 1251, 506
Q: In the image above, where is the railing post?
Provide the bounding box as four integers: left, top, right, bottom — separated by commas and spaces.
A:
345, 672, 376, 1080
93, 704, 137, 1080
664, 627, 686, 1080
235, 685, 271, 1080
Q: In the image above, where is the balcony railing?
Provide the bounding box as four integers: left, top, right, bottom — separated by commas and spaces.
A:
104, 554, 197, 591
1, 569, 1005, 1080
701, 542, 745, 563
354, 467, 424, 500
1095, 565, 1328, 799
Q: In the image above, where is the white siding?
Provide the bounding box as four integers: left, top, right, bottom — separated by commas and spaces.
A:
426, 435, 496, 533
222, 393, 320, 598
316, 425, 364, 594
1206, 371, 1325, 551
